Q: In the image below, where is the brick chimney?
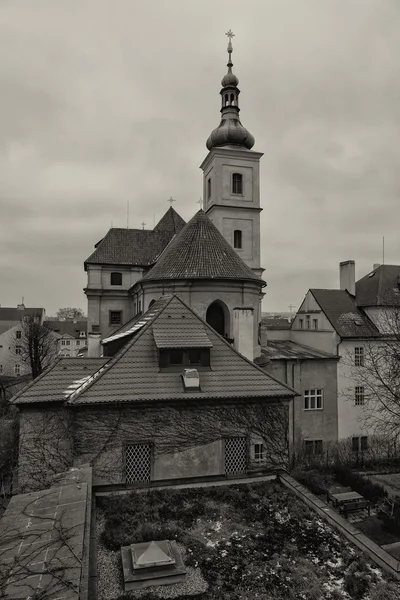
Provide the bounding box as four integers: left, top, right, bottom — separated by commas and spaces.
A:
339, 260, 355, 295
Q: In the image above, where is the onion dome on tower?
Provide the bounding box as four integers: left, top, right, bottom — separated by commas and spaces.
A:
206, 30, 255, 151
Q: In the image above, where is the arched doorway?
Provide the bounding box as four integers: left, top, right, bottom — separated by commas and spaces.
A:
206, 302, 227, 337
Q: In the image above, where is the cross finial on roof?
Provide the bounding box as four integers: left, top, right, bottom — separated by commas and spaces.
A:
226, 29, 235, 61
196, 197, 203, 209
141, 221, 146, 230
167, 196, 176, 205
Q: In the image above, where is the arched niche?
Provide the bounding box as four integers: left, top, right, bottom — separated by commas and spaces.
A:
206, 301, 230, 337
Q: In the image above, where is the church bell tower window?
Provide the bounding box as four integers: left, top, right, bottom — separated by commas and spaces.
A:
232, 173, 243, 195
233, 230, 242, 249
207, 177, 212, 200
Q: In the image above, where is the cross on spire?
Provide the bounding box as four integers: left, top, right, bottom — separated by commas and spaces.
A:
226, 29, 235, 60
141, 221, 146, 230
196, 197, 203, 209
167, 196, 176, 205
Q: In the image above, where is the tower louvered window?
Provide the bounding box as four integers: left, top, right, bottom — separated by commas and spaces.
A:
125, 443, 151, 483
232, 173, 243, 195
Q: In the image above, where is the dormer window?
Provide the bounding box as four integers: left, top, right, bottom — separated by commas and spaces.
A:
159, 348, 210, 371
232, 173, 243, 195
110, 272, 122, 286
233, 230, 242, 249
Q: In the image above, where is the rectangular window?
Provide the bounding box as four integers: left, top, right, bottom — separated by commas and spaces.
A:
354, 347, 364, 367
110, 311, 122, 326
233, 230, 242, 249
306, 315, 311, 329
355, 386, 365, 405
16, 330, 21, 339
61, 340, 66, 346
14, 364, 20, 375
299, 319, 303, 329
110, 272, 122, 286
254, 443, 264, 463
313, 319, 318, 330
232, 173, 243, 195
15, 346, 21, 355
305, 439, 323, 456
170, 350, 183, 365
76, 340, 80, 346
138, 300, 142, 313
207, 177, 211, 200
361, 436, 368, 451
304, 389, 323, 410
352, 437, 360, 452
188, 349, 202, 365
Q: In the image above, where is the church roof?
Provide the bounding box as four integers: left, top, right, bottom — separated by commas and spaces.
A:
356, 264, 400, 307
67, 295, 295, 405
309, 289, 380, 339
84, 208, 185, 268
141, 210, 263, 284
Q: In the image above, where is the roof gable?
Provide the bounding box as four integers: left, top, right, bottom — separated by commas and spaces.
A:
310, 289, 380, 338
153, 206, 186, 235
141, 210, 264, 284
69, 295, 295, 405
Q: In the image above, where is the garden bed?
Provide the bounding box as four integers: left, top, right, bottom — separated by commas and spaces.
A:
96, 481, 400, 600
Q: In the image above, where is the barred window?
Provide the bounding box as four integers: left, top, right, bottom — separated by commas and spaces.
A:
355, 347, 364, 366
355, 386, 365, 405
110, 311, 122, 326
304, 389, 323, 410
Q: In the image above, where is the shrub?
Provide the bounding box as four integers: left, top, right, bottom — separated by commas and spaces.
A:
333, 466, 387, 503
291, 468, 327, 495
377, 495, 400, 536
369, 581, 400, 600
343, 557, 371, 599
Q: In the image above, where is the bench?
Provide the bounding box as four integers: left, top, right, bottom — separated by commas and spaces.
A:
339, 500, 370, 518
326, 487, 352, 504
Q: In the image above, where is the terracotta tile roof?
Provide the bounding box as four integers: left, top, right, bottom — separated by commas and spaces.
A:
153, 206, 186, 235
46, 320, 87, 339
257, 341, 338, 361
356, 264, 400, 307
11, 357, 108, 405
141, 210, 264, 284
69, 295, 295, 405
310, 289, 380, 338
84, 208, 186, 268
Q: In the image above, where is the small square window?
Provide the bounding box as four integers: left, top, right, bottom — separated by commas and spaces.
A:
65, 340, 70, 346
188, 349, 202, 365
254, 443, 265, 462
16, 330, 21, 339
355, 386, 365, 405
355, 347, 364, 367
170, 350, 183, 365
110, 311, 122, 325
61, 340, 66, 346
110, 272, 122, 286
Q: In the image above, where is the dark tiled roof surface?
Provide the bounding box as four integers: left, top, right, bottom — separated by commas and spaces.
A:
310, 289, 380, 338
11, 357, 108, 404
46, 320, 87, 339
356, 265, 400, 307
153, 206, 186, 235
70, 295, 295, 405
141, 210, 263, 283
258, 341, 337, 361
152, 310, 213, 348
0, 307, 44, 321
262, 317, 292, 330
84, 208, 186, 267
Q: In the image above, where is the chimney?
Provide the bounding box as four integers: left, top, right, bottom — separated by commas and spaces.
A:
373, 263, 381, 270
339, 260, 355, 295
233, 307, 254, 361
17, 303, 25, 310
87, 332, 102, 357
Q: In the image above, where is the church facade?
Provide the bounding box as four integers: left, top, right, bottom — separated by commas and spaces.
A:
84, 33, 265, 361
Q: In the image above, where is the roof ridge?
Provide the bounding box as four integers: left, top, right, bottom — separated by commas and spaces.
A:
67, 296, 175, 404
9, 357, 62, 404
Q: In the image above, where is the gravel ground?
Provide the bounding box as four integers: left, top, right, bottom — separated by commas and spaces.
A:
96, 512, 208, 599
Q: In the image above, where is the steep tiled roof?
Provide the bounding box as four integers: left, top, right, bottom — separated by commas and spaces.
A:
152, 311, 212, 348
141, 210, 263, 283
46, 320, 87, 339
0, 307, 43, 321
356, 264, 400, 307
84, 208, 186, 268
257, 341, 338, 361
11, 357, 108, 405
310, 289, 380, 338
69, 295, 295, 405
153, 206, 186, 235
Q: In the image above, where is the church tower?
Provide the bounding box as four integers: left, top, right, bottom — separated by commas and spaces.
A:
200, 31, 264, 279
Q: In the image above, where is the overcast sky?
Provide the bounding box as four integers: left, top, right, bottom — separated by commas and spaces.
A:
1, 0, 399, 315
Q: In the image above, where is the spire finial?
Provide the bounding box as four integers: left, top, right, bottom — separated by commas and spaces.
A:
225, 29, 235, 65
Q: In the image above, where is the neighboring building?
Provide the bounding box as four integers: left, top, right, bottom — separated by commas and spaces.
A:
46, 320, 87, 357
355, 263, 400, 333
0, 304, 45, 377
256, 340, 338, 454
12, 295, 295, 492
83, 35, 265, 361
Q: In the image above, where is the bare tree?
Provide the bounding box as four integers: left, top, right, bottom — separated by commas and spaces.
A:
11, 315, 58, 379
342, 302, 400, 439
55, 307, 85, 319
